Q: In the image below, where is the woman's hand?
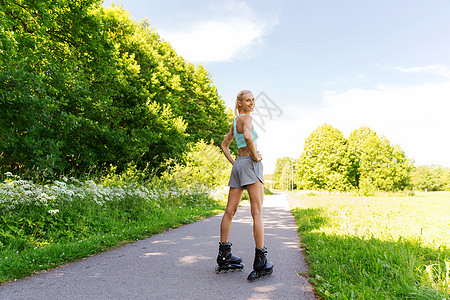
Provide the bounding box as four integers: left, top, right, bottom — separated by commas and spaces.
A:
251, 151, 263, 161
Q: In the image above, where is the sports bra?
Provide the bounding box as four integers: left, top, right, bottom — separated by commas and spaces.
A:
233, 114, 258, 149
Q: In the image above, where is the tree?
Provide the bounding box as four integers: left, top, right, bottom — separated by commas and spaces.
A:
297, 124, 357, 191
0, 2, 230, 177
409, 165, 447, 191
0, 0, 117, 175
441, 168, 450, 191
100, 5, 229, 146
348, 127, 412, 191
272, 157, 293, 190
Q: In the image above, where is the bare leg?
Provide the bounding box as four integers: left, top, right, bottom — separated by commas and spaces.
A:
220, 187, 243, 243
247, 181, 264, 249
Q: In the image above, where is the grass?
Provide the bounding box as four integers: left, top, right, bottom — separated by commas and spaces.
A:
0, 175, 226, 284
287, 191, 450, 299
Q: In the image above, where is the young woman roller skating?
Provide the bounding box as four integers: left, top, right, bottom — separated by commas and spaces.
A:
215, 90, 273, 282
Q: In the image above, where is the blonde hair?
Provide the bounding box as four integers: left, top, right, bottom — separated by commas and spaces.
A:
234, 90, 252, 116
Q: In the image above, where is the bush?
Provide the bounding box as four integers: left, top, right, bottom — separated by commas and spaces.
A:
0, 173, 221, 251
358, 178, 377, 197
161, 140, 232, 188
0, 172, 225, 283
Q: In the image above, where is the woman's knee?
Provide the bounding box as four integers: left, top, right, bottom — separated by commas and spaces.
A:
250, 205, 262, 219
225, 206, 238, 218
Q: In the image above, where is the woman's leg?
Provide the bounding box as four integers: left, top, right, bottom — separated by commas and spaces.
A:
246, 181, 264, 249
220, 187, 243, 243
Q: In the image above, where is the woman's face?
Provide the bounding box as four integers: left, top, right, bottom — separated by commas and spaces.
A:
240, 93, 255, 113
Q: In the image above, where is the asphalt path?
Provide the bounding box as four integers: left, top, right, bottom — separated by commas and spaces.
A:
0, 192, 316, 300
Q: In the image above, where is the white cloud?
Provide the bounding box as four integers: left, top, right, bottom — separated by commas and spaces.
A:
321, 82, 450, 137
160, 19, 264, 62
159, 3, 278, 63
391, 64, 450, 78
260, 81, 450, 173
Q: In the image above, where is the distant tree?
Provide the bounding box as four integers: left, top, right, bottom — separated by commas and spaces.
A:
441, 168, 450, 191
297, 124, 357, 191
273, 157, 292, 190
410, 165, 445, 191
348, 127, 412, 191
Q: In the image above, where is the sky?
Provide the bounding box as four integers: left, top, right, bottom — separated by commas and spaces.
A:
103, 0, 450, 173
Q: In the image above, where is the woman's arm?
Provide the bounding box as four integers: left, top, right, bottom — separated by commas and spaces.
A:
221, 127, 235, 165
243, 116, 262, 161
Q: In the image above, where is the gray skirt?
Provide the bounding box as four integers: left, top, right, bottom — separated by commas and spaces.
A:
228, 156, 264, 190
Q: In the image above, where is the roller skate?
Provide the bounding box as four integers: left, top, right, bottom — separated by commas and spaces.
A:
215, 242, 244, 273
247, 246, 273, 282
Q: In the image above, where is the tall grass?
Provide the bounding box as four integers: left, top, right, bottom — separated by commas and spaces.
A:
287, 191, 450, 299
0, 173, 227, 284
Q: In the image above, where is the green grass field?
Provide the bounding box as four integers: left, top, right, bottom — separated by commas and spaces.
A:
0, 176, 226, 284
287, 191, 450, 299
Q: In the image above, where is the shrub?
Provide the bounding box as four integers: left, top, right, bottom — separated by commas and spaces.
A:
161, 140, 232, 188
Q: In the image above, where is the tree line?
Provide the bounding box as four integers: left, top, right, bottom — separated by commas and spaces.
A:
0, 0, 231, 178
272, 124, 449, 193
409, 165, 450, 191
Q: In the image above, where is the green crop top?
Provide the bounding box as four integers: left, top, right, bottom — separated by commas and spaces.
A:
233, 114, 258, 149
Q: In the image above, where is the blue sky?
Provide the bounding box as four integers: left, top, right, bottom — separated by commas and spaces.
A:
103, 0, 450, 173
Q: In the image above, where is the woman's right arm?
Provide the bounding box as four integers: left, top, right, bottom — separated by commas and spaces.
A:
243, 116, 262, 161
221, 127, 235, 165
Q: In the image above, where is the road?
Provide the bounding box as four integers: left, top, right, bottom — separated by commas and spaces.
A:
0, 192, 316, 300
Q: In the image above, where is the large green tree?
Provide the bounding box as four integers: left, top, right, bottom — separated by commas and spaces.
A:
348, 127, 411, 191
276, 124, 413, 192
0, 1, 229, 177
100, 5, 229, 145
297, 124, 357, 191
0, 0, 116, 174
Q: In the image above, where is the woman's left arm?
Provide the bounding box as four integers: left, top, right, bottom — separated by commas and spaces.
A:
243, 116, 261, 161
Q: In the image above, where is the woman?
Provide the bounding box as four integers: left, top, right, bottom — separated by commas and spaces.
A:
215, 90, 273, 282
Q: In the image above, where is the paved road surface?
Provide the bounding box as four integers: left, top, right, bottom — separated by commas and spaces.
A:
0, 192, 316, 300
